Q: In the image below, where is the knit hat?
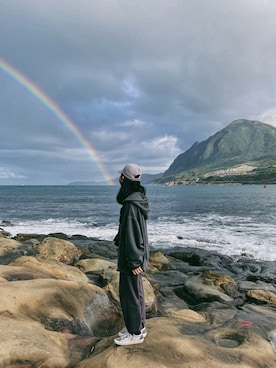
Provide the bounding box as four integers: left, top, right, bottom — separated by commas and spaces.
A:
120, 163, 142, 182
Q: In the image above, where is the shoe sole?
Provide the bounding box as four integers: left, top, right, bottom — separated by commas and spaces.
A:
114, 337, 144, 346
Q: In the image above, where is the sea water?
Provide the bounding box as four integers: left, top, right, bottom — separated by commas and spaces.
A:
0, 184, 275, 261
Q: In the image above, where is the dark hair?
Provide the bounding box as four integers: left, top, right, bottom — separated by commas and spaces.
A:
116, 176, 146, 204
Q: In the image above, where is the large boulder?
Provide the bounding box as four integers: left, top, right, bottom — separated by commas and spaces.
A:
35, 236, 82, 263
8, 255, 89, 282
179, 270, 237, 305
75, 258, 156, 314
75, 258, 116, 273
0, 236, 38, 264
0, 318, 71, 368
0, 278, 120, 337
0, 238, 24, 256
149, 250, 170, 270
0, 276, 122, 367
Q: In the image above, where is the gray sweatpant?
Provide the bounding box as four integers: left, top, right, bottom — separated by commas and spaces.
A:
119, 272, 146, 335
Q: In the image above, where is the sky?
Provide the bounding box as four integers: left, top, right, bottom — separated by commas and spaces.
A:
1, 0, 276, 185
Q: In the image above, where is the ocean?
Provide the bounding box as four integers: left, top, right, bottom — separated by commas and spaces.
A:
0, 184, 275, 261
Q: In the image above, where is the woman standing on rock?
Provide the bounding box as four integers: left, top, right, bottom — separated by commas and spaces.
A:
114, 163, 150, 346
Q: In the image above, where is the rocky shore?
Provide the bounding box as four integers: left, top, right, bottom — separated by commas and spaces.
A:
0, 227, 275, 368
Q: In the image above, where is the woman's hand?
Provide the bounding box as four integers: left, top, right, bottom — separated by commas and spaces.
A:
132, 267, 143, 275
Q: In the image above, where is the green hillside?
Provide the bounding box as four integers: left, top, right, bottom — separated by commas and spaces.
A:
158, 119, 276, 185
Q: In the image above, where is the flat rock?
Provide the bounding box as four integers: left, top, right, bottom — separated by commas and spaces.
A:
76, 316, 276, 368
75, 258, 116, 273
238, 280, 276, 293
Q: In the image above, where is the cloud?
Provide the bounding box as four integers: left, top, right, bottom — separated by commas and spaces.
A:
139, 135, 181, 173
0, 167, 25, 180
254, 109, 276, 128
1, 0, 276, 183
89, 121, 181, 173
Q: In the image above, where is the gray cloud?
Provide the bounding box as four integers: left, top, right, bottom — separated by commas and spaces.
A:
1, 0, 276, 184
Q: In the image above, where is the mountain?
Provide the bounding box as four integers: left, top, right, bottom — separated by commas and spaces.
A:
139, 173, 163, 184
68, 181, 104, 185
159, 119, 276, 184
68, 173, 162, 186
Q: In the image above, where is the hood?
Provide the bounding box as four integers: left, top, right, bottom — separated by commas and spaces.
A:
124, 192, 150, 219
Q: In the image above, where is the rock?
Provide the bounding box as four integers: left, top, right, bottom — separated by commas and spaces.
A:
149, 250, 170, 270
76, 316, 276, 368
167, 308, 206, 323
0, 238, 23, 257
1, 233, 276, 367
241, 304, 276, 321
71, 234, 90, 240
36, 236, 82, 263
143, 276, 157, 314
48, 232, 71, 239
75, 257, 156, 315
99, 265, 156, 315
201, 270, 236, 288
0, 278, 120, 336
73, 239, 118, 260
247, 289, 276, 305
0, 318, 71, 367
231, 304, 276, 345
0, 263, 52, 281
13, 233, 47, 242
75, 258, 116, 273
238, 280, 276, 293
169, 249, 203, 266
179, 272, 235, 305
269, 329, 276, 352
156, 287, 189, 315
0, 228, 11, 237
0, 220, 13, 226
230, 258, 276, 283
9, 255, 89, 282
0, 237, 37, 264
201, 270, 239, 298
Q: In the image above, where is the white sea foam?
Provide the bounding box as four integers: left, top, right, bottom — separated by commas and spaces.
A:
3, 213, 276, 261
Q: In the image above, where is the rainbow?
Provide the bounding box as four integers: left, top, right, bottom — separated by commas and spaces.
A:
0, 58, 115, 185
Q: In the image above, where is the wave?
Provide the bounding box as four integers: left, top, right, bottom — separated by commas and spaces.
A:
2, 214, 275, 262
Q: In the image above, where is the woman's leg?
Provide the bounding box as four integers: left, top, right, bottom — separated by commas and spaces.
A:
119, 272, 144, 334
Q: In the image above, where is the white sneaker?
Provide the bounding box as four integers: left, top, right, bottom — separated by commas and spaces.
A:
119, 327, 147, 338
114, 332, 144, 346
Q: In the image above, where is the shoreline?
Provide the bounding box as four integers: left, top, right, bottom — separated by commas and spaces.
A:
2, 220, 276, 263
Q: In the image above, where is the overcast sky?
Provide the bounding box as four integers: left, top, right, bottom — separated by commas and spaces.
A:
1, 0, 276, 184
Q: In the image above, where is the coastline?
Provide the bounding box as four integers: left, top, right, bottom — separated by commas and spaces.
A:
0, 230, 275, 367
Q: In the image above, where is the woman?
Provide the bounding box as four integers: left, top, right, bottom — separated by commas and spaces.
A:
114, 163, 150, 346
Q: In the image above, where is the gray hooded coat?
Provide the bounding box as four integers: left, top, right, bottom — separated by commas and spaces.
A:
116, 191, 149, 273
